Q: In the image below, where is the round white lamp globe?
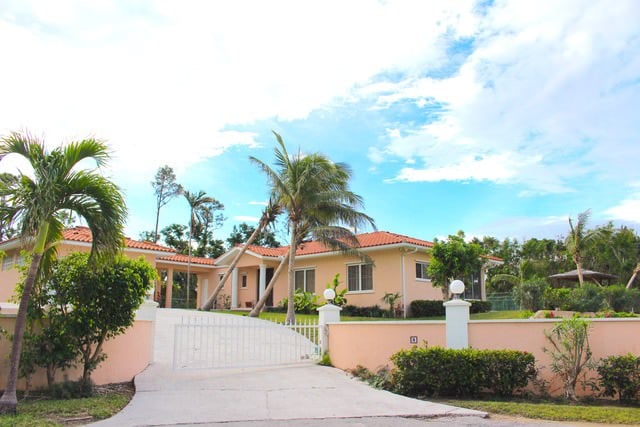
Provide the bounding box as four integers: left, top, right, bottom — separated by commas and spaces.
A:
449, 280, 465, 296
323, 288, 336, 301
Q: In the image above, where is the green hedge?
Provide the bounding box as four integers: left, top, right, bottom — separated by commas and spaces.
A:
391, 347, 536, 398
341, 305, 389, 318
544, 284, 640, 313
409, 299, 492, 317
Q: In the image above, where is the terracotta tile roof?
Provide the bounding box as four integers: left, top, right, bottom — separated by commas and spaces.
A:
62, 226, 174, 253
156, 254, 217, 266
240, 231, 434, 258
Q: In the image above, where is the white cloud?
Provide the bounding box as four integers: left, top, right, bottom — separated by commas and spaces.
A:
367, 0, 640, 195
605, 194, 640, 224
248, 201, 267, 206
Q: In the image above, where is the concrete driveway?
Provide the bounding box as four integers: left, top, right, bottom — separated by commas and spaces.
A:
91, 309, 486, 426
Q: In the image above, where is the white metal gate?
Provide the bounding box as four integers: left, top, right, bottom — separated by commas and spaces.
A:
173, 315, 320, 370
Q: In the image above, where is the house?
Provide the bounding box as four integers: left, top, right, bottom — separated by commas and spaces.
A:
206, 231, 502, 316
0, 227, 217, 309
0, 228, 501, 316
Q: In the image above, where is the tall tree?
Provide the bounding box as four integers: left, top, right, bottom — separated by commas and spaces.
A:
0, 132, 126, 414
427, 231, 484, 300
565, 209, 604, 286
192, 199, 225, 257
250, 132, 375, 323
183, 190, 215, 308
227, 222, 281, 248
202, 198, 282, 310
152, 165, 182, 243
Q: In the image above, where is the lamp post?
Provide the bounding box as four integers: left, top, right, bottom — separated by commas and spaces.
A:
443, 280, 471, 349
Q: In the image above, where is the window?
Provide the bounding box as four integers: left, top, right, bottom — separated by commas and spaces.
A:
14, 254, 24, 267
347, 264, 373, 292
294, 268, 315, 293
218, 274, 224, 283
416, 261, 430, 280
241, 273, 247, 288
2, 255, 13, 271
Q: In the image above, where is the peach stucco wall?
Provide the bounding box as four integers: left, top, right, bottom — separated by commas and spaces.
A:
0, 315, 153, 390
328, 318, 640, 397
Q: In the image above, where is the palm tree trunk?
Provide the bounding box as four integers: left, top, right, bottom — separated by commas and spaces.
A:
153, 201, 161, 243
0, 225, 48, 414
201, 221, 266, 310
249, 253, 289, 317
627, 263, 640, 289
576, 259, 584, 286
285, 223, 297, 324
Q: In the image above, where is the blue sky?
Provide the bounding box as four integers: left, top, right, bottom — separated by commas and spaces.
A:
1, 0, 639, 246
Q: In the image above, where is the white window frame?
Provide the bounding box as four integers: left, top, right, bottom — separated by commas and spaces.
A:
294, 268, 315, 293
416, 260, 431, 281
346, 263, 373, 293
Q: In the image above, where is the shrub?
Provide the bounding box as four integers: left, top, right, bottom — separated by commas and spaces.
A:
325, 274, 348, 307
601, 285, 640, 313
409, 300, 445, 317
391, 346, 536, 398
570, 283, 604, 312
544, 288, 572, 310
278, 288, 319, 314
513, 278, 549, 311
341, 305, 388, 318
597, 354, 640, 403
469, 300, 492, 314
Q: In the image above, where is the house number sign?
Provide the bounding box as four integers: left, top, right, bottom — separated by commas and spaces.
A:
409, 336, 418, 344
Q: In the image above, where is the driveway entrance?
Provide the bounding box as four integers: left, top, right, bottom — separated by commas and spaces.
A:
92, 309, 486, 426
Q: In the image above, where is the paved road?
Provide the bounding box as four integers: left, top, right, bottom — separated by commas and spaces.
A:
90, 309, 579, 427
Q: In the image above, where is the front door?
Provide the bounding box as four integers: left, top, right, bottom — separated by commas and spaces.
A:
256, 267, 275, 306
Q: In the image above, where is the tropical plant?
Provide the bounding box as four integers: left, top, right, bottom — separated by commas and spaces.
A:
0, 132, 126, 414
151, 165, 182, 243
382, 292, 401, 317
226, 222, 281, 248
544, 318, 594, 401
203, 197, 282, 310
249, 131, 375, 323
325, 273, 347, 307
183, 190, 215, 308
566, 210, 605, 286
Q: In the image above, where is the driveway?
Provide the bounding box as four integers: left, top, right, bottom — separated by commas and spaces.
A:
92, 309, 489, 426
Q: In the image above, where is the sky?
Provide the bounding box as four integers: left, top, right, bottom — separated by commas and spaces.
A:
1, 0, 639, 247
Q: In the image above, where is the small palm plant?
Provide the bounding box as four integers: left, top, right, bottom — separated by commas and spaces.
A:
382, 292, 402, 318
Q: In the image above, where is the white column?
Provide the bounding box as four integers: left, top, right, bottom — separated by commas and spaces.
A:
443, 299, 471, 349
259, 264, 267, 299
317, 303, 341, 354
231, 268, 239, 308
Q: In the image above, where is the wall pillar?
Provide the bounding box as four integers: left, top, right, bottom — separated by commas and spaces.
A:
231, 268, 239, 308
443, 299, 471, 349
259, 264, 267, 300
317, 303, 341, 354
165, 268, 174, 308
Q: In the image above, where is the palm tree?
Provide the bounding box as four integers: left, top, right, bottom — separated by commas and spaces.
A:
566, 209, 603, 286
183, 190, 214, 308
250, 131, 375, 324
0, 132, 126, 414
627, 262, 640, 289
202, 198, 281, 310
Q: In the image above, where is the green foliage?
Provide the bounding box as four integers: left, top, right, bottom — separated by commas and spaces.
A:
469, 300, 492, 314
381, 292, 401, 317
325, 274, 347, 307
391, 347, 536, 398
544, 284, 640, 313
596, 354, 640, 403
544, 318, 594, 401
318, 352, 332, 367
409, 300, 444, 317
50, 380, 94, 399
226, 222, 280, 248
512, 278, 549, 311
427, 231, 484, 297
570, 283, 604, 312
601, 285, 640, 312
350, 365, 393, 390
544, 288, 573, 310
279, 288, 319, 314
341, 305, 389, 317
39, 252, 157, 389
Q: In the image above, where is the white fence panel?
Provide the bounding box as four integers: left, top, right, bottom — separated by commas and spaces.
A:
173, 315, 320, 370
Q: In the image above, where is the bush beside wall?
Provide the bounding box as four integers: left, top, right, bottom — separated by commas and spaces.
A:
391, 346, 536, 398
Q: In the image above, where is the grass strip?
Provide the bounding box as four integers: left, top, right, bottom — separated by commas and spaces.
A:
443, 399, 640, 425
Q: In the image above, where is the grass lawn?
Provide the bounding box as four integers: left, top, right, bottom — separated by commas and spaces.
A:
223, 309, 527, 322
0, 383, 133, 427
441, 399, 640, 425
